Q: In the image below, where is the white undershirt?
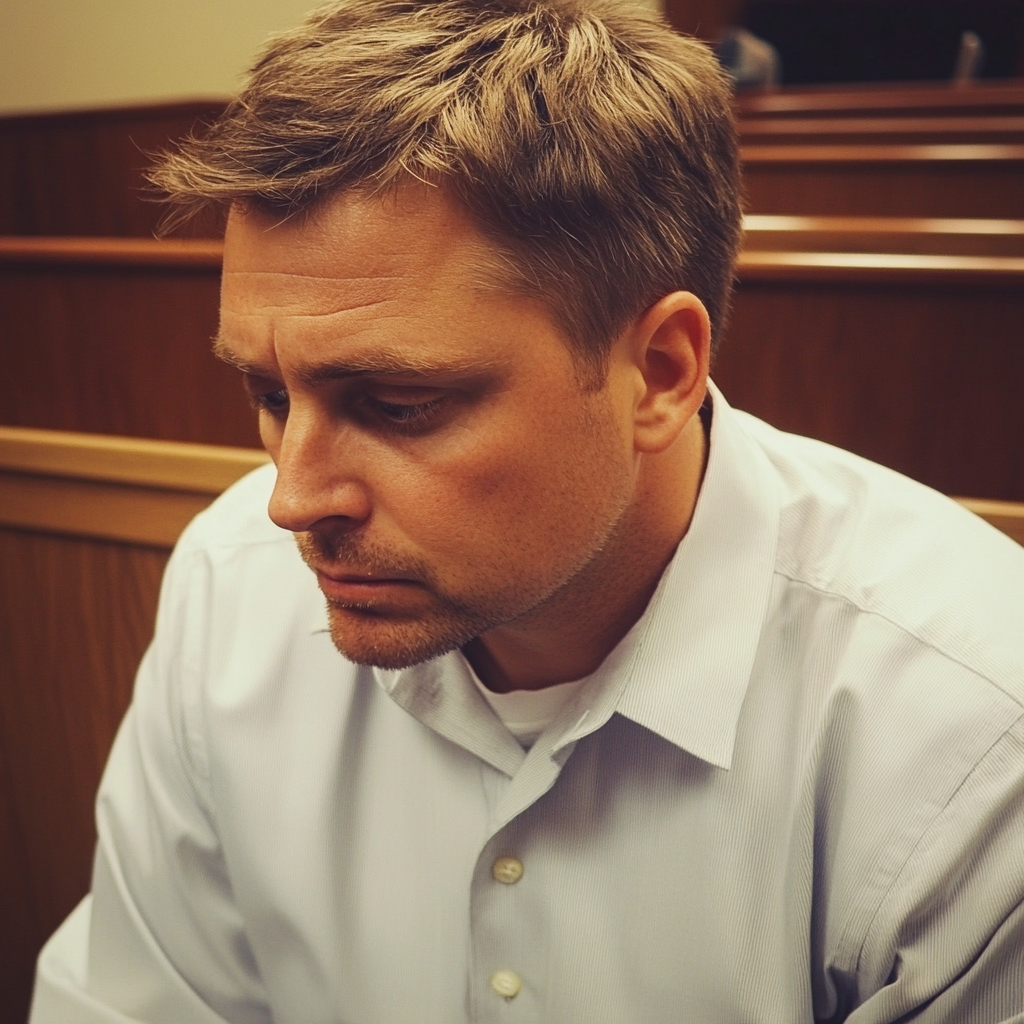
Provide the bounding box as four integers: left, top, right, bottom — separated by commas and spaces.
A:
469, 669, 587, 748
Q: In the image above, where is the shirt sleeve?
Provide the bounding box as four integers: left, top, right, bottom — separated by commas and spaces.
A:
846, 716, 1024, 1024
29, 534, 271, 1024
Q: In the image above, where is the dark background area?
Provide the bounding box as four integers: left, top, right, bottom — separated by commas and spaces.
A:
744, 0, 1024, 84
664, 0, 1024, 84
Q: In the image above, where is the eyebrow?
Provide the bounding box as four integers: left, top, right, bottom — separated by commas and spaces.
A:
213, 336, 501, 387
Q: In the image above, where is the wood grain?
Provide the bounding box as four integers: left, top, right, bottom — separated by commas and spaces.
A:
0, 101, 227, 238
0, 530, 170, 1024
0, 259, 258, 446
741, 144, 1024, 217
734, 81, 1024, 119
718, 275, 1024, 500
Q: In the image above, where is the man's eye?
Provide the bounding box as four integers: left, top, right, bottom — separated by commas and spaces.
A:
369, 397, 444, 431
252, 389, 290, 415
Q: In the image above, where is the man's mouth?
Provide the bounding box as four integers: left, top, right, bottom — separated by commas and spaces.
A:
313, 568, 424, 605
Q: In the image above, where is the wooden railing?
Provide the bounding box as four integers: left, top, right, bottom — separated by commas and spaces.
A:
0, 428, 268, 1024
0, 425, 269, 546
740, 143, 1024, 218
734, 81, 1024, 120
738, 115, 1024, 146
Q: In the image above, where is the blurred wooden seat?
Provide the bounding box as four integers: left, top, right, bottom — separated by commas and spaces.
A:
743, 214, 1024, 256
738, 115, 1024, 146
0, 236, 254, 446
721, 250, 1024, 500
740, 143, 1024, 218
734, 81, 1024, 121
0, 426, 267, 1024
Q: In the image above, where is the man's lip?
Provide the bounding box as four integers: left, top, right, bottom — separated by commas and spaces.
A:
314, 569, 423, 605
315, 568, 417, 584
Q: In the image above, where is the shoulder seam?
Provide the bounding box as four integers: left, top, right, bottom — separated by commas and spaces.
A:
772, 568, 1024, 712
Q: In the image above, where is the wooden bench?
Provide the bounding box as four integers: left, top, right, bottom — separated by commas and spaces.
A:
4, 230, 1023, 499
723, 250, 1024, 500
743, 214, 1024, 256
738, 114, 1024, 146
0, 236, 254, 446
0, 427, 267, 1024
740, 143, 1024, 218
735, 81, 1024, 121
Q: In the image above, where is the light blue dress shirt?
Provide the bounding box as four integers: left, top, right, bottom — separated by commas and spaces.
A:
32, 384, 1024, 1023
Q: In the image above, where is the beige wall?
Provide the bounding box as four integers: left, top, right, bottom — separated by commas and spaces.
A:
0, 0, 669, 117
0, 0, 321, 115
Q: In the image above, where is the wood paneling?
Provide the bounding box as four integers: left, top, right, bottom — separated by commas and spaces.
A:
0, 531, 170, 1024
0, 249, 257, 446
742, 214, 1024, 256
719, 270, 1024, 499
0, 426, 270, 546
0, 101, 227, 238
0, 429, 267, 1024
741, 144, 1024, 217
738, 114, 1024, 145
734, 81, 1024, 119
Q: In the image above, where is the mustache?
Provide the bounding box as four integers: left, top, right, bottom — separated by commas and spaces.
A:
294, 530, 436, 584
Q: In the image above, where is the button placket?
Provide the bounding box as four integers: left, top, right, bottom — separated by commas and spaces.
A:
471, 826, 539, 1019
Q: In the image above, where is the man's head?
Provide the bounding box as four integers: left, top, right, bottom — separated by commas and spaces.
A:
153, 0, 741, 375
155, 0, 742, 679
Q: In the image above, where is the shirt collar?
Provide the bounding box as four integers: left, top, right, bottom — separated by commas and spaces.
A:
610, 381, 780, 769
374, 381, 780, 774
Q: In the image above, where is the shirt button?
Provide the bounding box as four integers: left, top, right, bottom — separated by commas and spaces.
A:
492, 856, 524, 884
490, 969, 522, 999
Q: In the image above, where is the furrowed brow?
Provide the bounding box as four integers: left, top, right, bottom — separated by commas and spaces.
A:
213, 334, 502, 387
294, 355, 500, 388
212, 336, 278, 379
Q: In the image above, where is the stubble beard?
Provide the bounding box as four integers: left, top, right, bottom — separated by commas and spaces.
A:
295, 530, 517, 670
294, 497, 631, 672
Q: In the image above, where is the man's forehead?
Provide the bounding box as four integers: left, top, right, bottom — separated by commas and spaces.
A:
223, 185, 494, 279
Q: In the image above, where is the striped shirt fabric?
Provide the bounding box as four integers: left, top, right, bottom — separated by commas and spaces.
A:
31, 383, 1024, 1024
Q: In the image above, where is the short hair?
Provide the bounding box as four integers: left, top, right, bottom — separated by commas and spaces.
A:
152, 0, 742, 378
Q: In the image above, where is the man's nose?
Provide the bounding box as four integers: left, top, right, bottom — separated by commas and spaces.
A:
266, 411, 372, 532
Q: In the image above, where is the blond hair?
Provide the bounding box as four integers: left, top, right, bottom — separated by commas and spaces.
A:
152, 0, 742, 373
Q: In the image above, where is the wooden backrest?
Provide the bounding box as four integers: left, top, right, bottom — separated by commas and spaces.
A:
740, 143, 1024, 218
742, 214, 1024, 256
738, 114, 1024, 146
0, 428, 268, 1024
0, 236, 255, 446
722, 251, 1024, 500
734, 81, 1024, 120
0, 101, 227, 237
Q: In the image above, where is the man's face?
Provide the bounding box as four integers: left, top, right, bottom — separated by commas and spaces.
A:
218, 185, 640, 669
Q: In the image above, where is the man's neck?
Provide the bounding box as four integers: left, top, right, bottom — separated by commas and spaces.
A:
464, 411, 709, 693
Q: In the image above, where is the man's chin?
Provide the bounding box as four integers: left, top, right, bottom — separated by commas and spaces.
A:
324, 601, 481, 670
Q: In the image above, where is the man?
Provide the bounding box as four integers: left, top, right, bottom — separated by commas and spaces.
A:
31, 1, 1024, 1022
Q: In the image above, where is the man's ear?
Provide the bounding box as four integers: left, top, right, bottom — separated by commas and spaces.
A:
630, 291, 711, 454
